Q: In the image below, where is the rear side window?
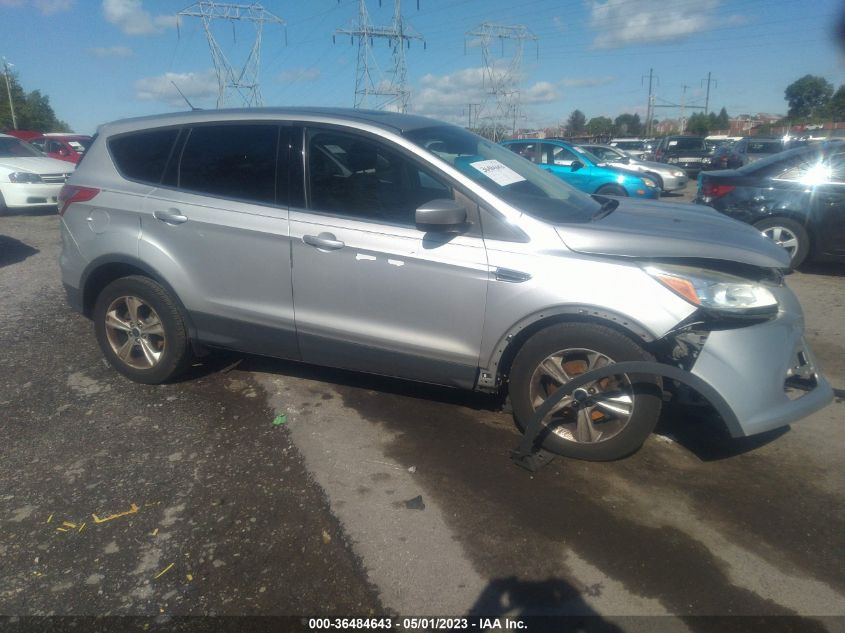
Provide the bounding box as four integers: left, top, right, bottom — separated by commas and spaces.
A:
109, 129, 179, 184
179, 124, 278, 205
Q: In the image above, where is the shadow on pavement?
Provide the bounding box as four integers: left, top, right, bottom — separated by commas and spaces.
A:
468, 576, 623, 631
0, 235, 39, 268
2, 205, 59, 217
796, 261, 845, 277
655, 401, 789, 462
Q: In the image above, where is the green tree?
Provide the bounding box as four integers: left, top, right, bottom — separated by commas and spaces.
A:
0, 70, 68, 132
717, 107, 730, 130
687, 112, 710, 136
566, 109, 586, 135
586, 116, 613, 136
829, 85, 845, 121
784, 75, 834, 119
614, 113, 641, 136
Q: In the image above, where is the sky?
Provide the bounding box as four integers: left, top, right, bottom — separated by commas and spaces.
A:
1, 0, 844, 134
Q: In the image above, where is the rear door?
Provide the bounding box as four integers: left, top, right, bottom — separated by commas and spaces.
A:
140, 122, 299, 359
289, 126, 489, 388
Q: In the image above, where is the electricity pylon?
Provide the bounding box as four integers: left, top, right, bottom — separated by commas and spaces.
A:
177, 2, 285, 108
335, 0, 424, 112
466, 23, 538, 141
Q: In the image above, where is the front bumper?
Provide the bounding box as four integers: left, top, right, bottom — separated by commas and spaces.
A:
662, 174, 688, 191
690, 291, 834, 437
0, 182, 63, 208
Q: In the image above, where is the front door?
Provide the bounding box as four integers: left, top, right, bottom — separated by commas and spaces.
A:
290, 127, 489, 388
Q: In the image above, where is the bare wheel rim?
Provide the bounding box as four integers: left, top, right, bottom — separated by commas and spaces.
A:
528, 348, 634, 444
761, 226, 799, 258
104, 295, 166, 370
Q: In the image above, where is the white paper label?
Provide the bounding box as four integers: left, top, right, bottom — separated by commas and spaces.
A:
469, 160, 526, 186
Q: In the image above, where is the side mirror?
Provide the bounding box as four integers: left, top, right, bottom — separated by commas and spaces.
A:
415, 199, 467, 232
571, 160, 585, 172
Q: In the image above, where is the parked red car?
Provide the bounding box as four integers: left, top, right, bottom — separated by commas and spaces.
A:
29, 134, 92, 164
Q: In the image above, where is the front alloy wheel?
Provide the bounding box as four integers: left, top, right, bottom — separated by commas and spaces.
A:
528, 348, 634, 444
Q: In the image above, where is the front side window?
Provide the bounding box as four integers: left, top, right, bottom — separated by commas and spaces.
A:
179, 124, 278, 205
505, 142, 539, 163
403, 125, 600, 224
109, 128, 179, 184
307, 129, 451, 226
541, 144, 578, 166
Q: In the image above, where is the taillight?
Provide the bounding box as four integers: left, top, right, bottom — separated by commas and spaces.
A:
654, 149, 663, 160
701, 182, 735, 198
58, 185, 99, 215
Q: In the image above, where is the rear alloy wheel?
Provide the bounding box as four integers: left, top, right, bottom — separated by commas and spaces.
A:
753, 217, 810, 268
94, 276, 191, 384
510, 323, 662, 461
596, 184, 627, 196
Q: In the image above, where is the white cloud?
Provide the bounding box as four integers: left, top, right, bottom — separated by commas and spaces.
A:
0, 0, 74, 13
102, 0, 176, 36
277, 67, 321, 83
410, 67, 562, 123
135, 71, 218, 106
589, 0, 729, 48
89, 45, 133, 58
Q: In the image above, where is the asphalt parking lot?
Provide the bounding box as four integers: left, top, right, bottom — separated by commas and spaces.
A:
2, 184, 844, 631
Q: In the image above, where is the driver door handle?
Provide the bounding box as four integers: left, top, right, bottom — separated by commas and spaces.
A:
303, 233, 345, 251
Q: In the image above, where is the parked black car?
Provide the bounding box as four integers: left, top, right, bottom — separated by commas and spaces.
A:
695, 142, 845, 267
653, 135, 711, 175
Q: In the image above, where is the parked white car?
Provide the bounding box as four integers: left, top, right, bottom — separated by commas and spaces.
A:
0, 134, 73, 213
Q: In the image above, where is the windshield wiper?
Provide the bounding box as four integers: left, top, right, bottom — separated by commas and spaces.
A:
591, 196, 619, 220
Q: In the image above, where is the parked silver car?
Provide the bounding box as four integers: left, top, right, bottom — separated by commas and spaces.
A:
579, 144, 688, 192
59, 108, 833, 461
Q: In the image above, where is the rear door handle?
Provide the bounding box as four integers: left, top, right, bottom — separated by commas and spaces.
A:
154, 209, 188, 225
303, 233, 345, 251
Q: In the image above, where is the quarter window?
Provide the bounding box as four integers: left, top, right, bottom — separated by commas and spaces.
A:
179, 124, 278, 205
307, 130, 451, 226
109, 128, 180, 185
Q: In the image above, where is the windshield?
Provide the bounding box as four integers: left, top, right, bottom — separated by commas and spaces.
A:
403, 125, 600, 224
571, 145, 606, 164
612, 141, 644, 150
0, 137, 43, 158
666, 137, 706, 151
584, 145, 626, 162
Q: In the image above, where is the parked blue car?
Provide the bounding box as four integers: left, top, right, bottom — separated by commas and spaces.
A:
501, 139, 660, 199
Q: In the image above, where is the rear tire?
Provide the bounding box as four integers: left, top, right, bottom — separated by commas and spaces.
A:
0, 192, 7, 216
753, 217, 810, 267
509, 323, 662, 461
93, 275, 192, 384
596, 184, 627, 196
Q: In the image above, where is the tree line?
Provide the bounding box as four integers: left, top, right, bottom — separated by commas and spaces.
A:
0, 69, 69, 132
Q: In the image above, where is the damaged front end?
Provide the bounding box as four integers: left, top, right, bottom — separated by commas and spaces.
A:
647, 259, 833, 437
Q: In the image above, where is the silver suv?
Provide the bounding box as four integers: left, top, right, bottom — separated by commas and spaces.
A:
58, 108, 833, 461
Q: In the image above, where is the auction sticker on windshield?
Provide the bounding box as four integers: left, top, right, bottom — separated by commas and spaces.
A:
470, 159, 526, 186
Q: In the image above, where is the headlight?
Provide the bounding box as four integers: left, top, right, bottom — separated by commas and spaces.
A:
645, 263, 778, 314
642, 177, 657, 188
671, 170, 685, 177
702, 157, 712, 165
8, 171, 43, 184
667, 157, 678, 163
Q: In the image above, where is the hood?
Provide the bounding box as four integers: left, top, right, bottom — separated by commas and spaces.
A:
0, 156, 74, 175
556, 197, 790, 269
